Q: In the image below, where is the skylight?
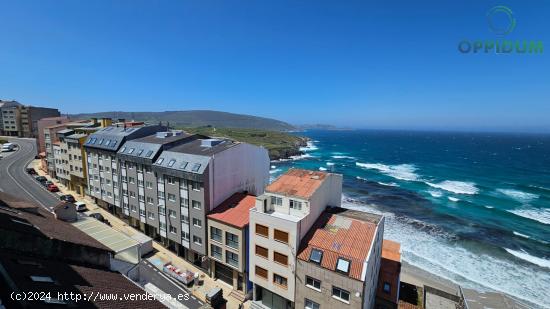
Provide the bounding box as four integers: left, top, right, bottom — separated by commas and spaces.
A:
309, 249, 323, 264
192, 163, 201, 172
104, 140, 111, 146
336, 258, 350, 274
179, 161, 188, 169
137, 149, 144, 156
167, 159, 176, 167
145, 150, 153, 157
128, 148, 135, 154
111, 141, 117, 148
156, 158, 164, 164
30, 276, 54, 283
121, 146, 126, 153
98, 138, 104, 145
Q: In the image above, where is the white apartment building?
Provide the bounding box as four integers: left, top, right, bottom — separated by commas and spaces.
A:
249, 169, 343, 309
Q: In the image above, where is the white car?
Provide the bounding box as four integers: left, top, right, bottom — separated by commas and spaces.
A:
74, 201, 87, 212
2, 143, 15, 152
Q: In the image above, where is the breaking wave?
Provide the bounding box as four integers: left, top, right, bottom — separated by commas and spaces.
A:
355, 162, 419, 181
426, 181, 478, 195
497, 189, 539, 203
507, 208, 550, 225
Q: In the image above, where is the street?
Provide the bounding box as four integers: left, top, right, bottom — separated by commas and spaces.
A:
0, 137, 206, 309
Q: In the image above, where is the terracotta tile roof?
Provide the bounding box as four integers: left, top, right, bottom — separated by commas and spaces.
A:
297, 208, 381, 281
266, 168, 327, 199
208, 193, 256, 228
0, 192, 111, 252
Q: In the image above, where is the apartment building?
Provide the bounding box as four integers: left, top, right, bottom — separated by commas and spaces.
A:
150, 137, 270, 269
207, 193, 257, 300
249, 169, 343, 309
0, 100, 60, 137
36, 116, 69, 153
44, 120, 90, 177
64, 133, 92, 195
84, 123, 166, 211
294, 208, 385, 309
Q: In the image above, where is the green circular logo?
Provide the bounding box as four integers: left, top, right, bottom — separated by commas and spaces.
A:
487, 6, 516, 35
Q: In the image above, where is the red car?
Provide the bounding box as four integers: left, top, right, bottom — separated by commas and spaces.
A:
47, 184, 59, 192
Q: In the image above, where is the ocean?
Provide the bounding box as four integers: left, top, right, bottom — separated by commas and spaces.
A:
270, 130, 550, 308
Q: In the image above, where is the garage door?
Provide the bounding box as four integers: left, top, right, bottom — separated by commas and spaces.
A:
215, 262, 233, 286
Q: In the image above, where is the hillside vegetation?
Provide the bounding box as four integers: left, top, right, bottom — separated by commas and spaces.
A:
183, 127, 307, 160
71, 110, 295, 131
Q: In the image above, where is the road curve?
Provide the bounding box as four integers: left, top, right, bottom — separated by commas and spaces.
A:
0, 137, 60, 211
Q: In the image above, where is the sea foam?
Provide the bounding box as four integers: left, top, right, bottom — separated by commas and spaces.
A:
497, 189, 539, 203
355, 162, 419, 181
428, 190, 443, 198
332, 155, 356, 160
299, 141, 318, 152
426, 180, 478, 195
507, 208, 550, 225
505, 248, 550, 269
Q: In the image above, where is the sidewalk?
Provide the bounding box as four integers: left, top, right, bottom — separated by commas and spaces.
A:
32, 160, 249, 309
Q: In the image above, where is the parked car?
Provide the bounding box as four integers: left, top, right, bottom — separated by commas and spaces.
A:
74, 201, 87, 212
43, 180, 53, 187
89, 213, 106, 222
60, 194, 75, 203
47, 184, 59, 192
1, 143, 15, 152
35, 176, 47, 183
26, 167, 37, 175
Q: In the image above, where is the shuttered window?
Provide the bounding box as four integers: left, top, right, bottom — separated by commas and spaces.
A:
256, 224, 268, 238
255, 245, 269, 259
255, 266, 268, 279
274, 229, 289, 243
273, 252, 288, 266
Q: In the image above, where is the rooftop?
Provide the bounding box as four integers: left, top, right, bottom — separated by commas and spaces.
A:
0, 251, 163, 309
84, 124, 166, 151
377, 240, 402, 304
266, 168, 328, 199
382, 239, 401, 262
0, 192, 111, 252
208, 193, 256, 228
297, 207, 382, 281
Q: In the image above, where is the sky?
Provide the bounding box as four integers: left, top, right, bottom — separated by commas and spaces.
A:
0, 0, 549, 132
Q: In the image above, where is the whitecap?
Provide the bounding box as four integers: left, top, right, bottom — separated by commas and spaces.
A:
299, 141, 318, 152
318, 167, 327, 171
448, 197, 460, 202
269, 168, 282, 174
507, 208, 550, 225
289, 153, 314, 160
355, 162, 419, 181
426, 180, 478, 195
513, 231, 530, 239
356, 176, 367, 181
497, 189, 539, 203
484, 205, 494, 209
326, 162, 335, 166
378, 182, 398, 187
270, 165, 276, 169
332, 155, 356, 160
505, 248, 550, 269
428, 190, 443, 198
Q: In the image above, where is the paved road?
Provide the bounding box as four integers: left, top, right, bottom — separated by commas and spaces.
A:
139, 259, 204, 309
0, 137, 60, 211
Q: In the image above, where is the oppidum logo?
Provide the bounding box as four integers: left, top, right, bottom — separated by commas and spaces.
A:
458, 6, 543, 54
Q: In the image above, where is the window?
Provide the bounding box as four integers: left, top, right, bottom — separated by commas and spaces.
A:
191, 163, 201, 172
136, 149, 143, 156
211, 244, 222, 260
167, 176, 176, 184
306, 276, 321, 291
148, 212, 155, 219
210, 227, 222, 243
131, 205, 137, 212
192, 218, 202, 228
274, 229, 288, 244
167, 159, 176, 167
168, 193, 176, 202
290, 199, 302, 210
255, 245, 268, 259
192, 200, 201, 210
129, 191, 136, 198
336, 258, 350, 274
179, 179, 188, 190
182, 232, 190, 241
146, 196, 154, 204
169, 225, 177, 234
156, 158, 164, 164
191, 181, 200, 191
270, 196, 282, 206
139, 209, 146, 216
193, 235, 202, 245
145, 150, 153, 158
273, 252, 288, 266
305, 299, 320, 309
256, 224, 268, 238
159, 206, 166, 215
226, 232, 238, 249
30, 276, 54, 283
146, 181, 153, 189
179, 161, 188, 169
273, 273, 287, 288
255, 266, 268, 279
226, 251, 239, 267
383, 282, 391, 294
128, 148, 135, 154
138, 179, 144, 187
180, 198, 189, 208
168, 209, 177, 218
332, 286, 350, 303
309, 249, 323, 264
181, 215, 189, 224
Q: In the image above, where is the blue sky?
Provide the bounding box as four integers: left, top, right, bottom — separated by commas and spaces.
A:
0, 0, 548, 132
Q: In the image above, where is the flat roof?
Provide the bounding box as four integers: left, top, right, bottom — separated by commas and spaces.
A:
208, 193, 256, 228
297, 207, 382, 281
266, 168, 328, 199
72, 217, 139, 253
